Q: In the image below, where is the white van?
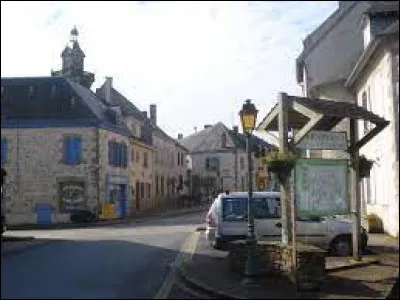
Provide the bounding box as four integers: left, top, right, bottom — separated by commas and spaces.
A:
205, 191, 368, 256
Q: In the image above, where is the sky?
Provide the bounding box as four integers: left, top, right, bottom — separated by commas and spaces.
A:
1, 1, 338, 140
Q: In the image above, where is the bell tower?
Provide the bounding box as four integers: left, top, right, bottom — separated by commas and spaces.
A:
51, 26, 95, 89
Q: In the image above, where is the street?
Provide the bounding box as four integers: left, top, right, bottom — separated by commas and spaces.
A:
1, 212, 206, 299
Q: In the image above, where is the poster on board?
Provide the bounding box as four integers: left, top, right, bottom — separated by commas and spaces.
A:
295, 159, 349, 217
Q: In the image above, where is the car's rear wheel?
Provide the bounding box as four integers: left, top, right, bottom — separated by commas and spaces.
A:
331, 235, 352, 256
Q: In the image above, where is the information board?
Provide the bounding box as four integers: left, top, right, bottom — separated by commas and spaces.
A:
295, 159, 349, 217
296, 131, 347, 150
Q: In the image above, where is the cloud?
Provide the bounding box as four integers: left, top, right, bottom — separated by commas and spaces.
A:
1, 1, 338, 139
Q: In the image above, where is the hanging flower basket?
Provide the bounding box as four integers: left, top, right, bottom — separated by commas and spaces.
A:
261, 151, 297, 184
359, 155, 374, 178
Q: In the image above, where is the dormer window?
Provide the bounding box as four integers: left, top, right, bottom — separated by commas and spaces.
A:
70, 97, 75, 108
50, 84, 57, 99
28, 86, 34, 99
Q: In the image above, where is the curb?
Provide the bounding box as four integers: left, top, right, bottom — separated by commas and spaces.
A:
326, 258, 380, 273
7, 206, 207, 231
178, 265, 245, 300
385, 271, 399, 299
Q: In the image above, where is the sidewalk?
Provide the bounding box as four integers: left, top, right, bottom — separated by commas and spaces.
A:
6, 203, 208, 230
179, 233, 399, 299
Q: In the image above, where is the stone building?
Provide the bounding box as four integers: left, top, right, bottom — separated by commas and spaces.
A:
1, 26, 194, 225
96, 78, 155, 212
1, 76, 132, 224
177, 122, 275, 197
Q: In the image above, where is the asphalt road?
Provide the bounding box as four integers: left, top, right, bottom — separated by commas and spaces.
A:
1, 212, 206, 299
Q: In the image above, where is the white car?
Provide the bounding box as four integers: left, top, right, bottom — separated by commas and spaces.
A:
205, 191, 368, 256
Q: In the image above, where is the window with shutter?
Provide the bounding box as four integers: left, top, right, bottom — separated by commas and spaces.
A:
72, 136, 82, 164
108, 141, 113, 166
124, 144, 128, 167
1, 138, 7, 165
63, 136, 82, 165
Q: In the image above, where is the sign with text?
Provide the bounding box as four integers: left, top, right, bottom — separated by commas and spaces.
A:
296, 131, 347, 150
295, 159, 349, 217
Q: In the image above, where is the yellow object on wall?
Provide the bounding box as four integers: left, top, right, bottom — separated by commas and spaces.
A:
102, 203, 116, 219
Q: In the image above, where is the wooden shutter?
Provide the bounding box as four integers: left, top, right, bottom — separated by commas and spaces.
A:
1, 138, 7, 165
108, 141, 113, 166
72, 136, 82, 164
63, 137, 71, 164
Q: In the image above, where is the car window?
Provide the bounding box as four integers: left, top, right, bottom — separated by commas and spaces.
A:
222, 197, 281, 220
222, 197, 248, 221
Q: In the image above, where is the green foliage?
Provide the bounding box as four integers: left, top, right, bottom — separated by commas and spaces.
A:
260, 150, 297, 164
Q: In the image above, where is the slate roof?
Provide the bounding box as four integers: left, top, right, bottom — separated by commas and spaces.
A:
96, 84, 146, 121
365, 1, 399, 15
346, 20, 399, 88
96, 81, 187, 150
178, 122, 275, 153
1, 76, 131, 136
296, 1, 399, 84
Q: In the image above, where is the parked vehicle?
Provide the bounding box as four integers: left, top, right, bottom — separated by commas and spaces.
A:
70, 209, 97, 223
205, 191, 368, 256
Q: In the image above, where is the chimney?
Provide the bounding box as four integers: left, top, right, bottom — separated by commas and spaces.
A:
204, 124, 212, 129
178, 133, 183, 139
233, 126, 238, 133
104, 77, 113, 104
150, 104, 157, 125
142, 111, 148, 119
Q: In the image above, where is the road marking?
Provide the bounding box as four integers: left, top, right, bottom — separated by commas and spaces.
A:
153, 232, 200, 299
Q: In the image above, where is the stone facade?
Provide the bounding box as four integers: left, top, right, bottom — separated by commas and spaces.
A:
1, 127, 98, 224
98, 128, 131, 217
152, 133, 188, 207
130, 139, 154, 212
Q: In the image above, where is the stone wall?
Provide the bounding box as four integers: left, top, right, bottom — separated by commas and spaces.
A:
1, 127, 98, 224
152, 133, 187, 207
228, 240, 326, 290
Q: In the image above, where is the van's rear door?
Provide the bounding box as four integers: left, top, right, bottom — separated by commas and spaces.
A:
219, 197, 248, 237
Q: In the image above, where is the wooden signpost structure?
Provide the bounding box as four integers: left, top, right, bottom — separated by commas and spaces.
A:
257, 92, 389, 270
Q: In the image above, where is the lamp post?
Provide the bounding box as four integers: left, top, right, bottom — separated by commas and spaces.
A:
239, 99, 259, 284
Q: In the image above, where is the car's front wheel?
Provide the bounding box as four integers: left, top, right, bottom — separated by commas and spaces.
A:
331, 235, 352, 256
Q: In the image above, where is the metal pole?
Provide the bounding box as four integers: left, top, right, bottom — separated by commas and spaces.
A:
350, 119, 361, 261
278, 92, 292, 245
243, 133, 259, 284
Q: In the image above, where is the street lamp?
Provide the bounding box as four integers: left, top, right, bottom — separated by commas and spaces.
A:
239, 99, 259, 284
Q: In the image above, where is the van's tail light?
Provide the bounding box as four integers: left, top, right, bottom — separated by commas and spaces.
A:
206, 212, 216, 227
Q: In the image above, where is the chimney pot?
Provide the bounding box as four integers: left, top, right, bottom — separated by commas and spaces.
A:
178, 133, 183, 139
104, 76, 113, 104
150, 104, 157, 125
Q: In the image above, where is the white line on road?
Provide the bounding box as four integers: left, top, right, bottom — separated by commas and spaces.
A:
153, 231, 200, 299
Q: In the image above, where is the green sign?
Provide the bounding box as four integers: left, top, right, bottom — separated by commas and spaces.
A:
295, 159, 349, 217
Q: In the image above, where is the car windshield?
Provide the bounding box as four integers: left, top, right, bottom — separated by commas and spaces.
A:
222, 197, 281, 220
